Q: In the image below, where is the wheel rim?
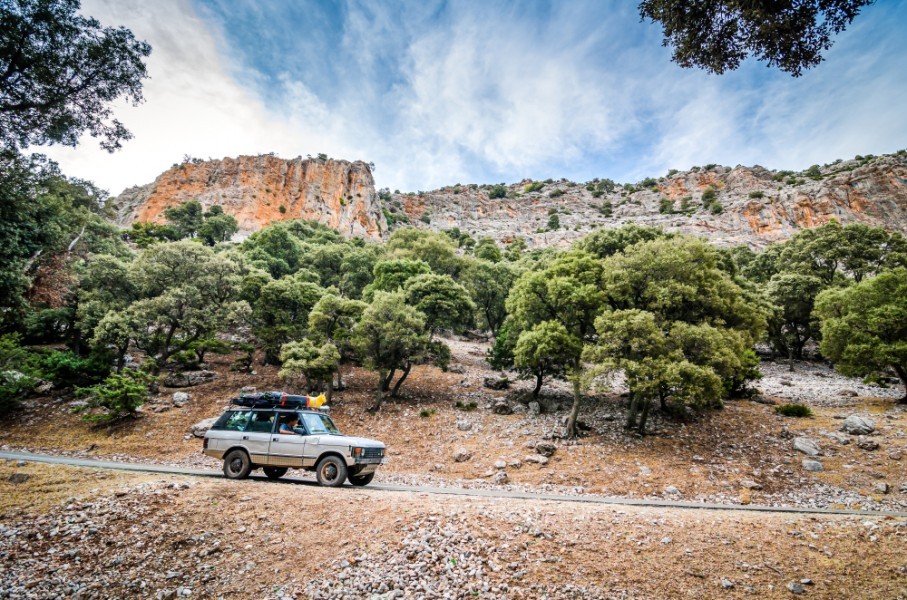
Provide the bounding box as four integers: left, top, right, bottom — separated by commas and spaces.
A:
321, 463, 338, 482
229, 457, 243, 473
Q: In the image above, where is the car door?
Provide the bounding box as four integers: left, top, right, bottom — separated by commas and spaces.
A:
242, 410, 276, 466
267, 412, 306, 467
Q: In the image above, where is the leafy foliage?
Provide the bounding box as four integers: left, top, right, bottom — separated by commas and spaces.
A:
74, 369, 153, 422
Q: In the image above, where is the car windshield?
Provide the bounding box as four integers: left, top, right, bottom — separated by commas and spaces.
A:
299, 412, 341, 435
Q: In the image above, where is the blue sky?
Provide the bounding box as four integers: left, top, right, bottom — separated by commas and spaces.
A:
45, 0, 907, 196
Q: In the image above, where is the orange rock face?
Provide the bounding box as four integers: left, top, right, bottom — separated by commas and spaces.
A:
113, 155, 386, 240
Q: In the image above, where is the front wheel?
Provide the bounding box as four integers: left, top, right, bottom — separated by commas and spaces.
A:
263, 467, 288, 480
315, 456, 348, 487
348, 472, 374, 487
223, 449, 252, 480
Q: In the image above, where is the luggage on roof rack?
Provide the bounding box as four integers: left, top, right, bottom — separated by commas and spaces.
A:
231, 391, 327, 410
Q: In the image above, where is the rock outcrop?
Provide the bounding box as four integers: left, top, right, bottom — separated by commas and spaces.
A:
112, 155, 386, 240
388, 152, 907, 248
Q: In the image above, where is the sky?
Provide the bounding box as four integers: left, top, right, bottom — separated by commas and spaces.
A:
42, 0, 907, 197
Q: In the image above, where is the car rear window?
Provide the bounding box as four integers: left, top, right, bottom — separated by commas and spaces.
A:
211, 411, 252, 431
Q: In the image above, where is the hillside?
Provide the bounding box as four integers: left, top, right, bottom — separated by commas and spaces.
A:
111, 155, 386, 240
391, 152, 907, 248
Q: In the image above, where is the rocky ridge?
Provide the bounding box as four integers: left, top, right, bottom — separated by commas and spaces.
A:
390, 151, 907, 248
111, 155, 386, 240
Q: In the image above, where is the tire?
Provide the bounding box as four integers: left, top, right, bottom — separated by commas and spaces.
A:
263, 467, 288, 480
223, 449, 252, 480
348, 472, 374, 487
315, 455, 348, 487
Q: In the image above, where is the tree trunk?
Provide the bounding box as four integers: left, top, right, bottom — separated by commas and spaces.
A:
894, 364, 907, 404
659, 392, 667, 411
369, 370, 386, 412
390, 363, 412, 398
637, 398, 652, 436
625, 392, 640, 430
335, 365, 344, 390
325, 378, 333, 404
788, 346, 795, 372
532, 372, 543, 399
381, 368, 396, 392
564, 375, 582, 438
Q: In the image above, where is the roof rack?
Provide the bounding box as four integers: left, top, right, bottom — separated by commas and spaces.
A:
230, 391, 329, 411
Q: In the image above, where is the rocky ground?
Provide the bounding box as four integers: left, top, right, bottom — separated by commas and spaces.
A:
2, 461, 906, 599
1, 339, 905, 514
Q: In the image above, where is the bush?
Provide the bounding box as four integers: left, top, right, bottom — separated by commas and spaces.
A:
0, 334, 38, 415
701, 188, 717, 202
775, 403, 812, 418
640, 177, 658, 189
748, 191, 764, 199
488, 185, 507, 199
547, 214, 560, 230
658, 197, 674, 214
75, 369, 154, 422
549, 188, 565, 198
805, 165, 822, 180
524, 181, 544, 193
455, 400, 478, 412
667, 169, 679, 177
419, 408, 435, 418
38, 350, 110, 387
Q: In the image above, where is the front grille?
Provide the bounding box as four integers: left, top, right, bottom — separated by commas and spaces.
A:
362, 447, 384, 459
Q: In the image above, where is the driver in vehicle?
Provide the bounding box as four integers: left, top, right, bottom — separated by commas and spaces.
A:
278, 415, 303, 435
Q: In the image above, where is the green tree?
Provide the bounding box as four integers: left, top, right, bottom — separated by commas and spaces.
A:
307, 292, 366, 388
253, 276, 323, 364
0, 0, 151, 151
363, 259, 431, 299
164, 200, 204, 239
198, 206, 239, 245
74, 369, 153, 422
505, 236, 527, 261
574, 224, 669, 259
338, 245, 381, 299
765, 272, 825, 364
514, 321, 578, 399
461, 260, 516, 335
639, 0, 872, 77
815, 268, 907, 403
386, 228, 461, 276
474, 237, 502, 263
279, 339, 341, 402
351, 291, 429, 410
404, 273, 475, 339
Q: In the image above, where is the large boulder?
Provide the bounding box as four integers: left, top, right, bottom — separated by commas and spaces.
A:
483, 376, 511, 390
190, 417, 218, 438
841, 415, 875, 435
452, 448, 472, 463
534, 442, 557, 458
491, 402, 513, 415
172, 392, 191, 407
164, 370, 216, 388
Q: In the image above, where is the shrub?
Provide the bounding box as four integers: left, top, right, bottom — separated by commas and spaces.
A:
549, 189, 565, 198
0, 334, 39, 414
488, 185, 507, 199
658, 197, 674, 214
640, 177, 658, 189
420, 214, 431, 224
75, 369, 155, 422
704, 163, 717, 170
455, 400, 478, 412
804, 165, 822, 180
547, 214, 560, 230
279, 205, 287, 213
38, 350, 110, 388
590, 190, 603, 198
317, 153, 328, 160
775, 403, 812, 418
680, 196, 692, 211
748, 191, 764, 199
419, 408, 435, 418
701, 188, 717, 202
524, 181, 544, 193
667, 169, 679, 177
597, 201, 613, 217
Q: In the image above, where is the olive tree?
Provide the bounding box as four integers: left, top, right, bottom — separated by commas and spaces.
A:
307, 292, 366, 388
815, 268, 907, 403
279, 339, 341, 402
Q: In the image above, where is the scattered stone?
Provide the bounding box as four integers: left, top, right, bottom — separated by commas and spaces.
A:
887, 450, 902, 461
493, 460, 507, 469
483, 376, 510, 391
35, 381, 54, 394
240, 386, 257, 394
841, 415, 875, 435
663, 485, 681, 495
802, 459, 824, 472
524, 454, 549, 465
535, 442, 557, 457
456, 420, 472, 431
507, 459, 523, 469
779, 379, 793, 387
793, 437, 822, 457
15, 461, 26, 467
491, 402, 513, 415
899, 483, 907, 493
661, 536, 672, 544
190, 417, 218, 438
721, 579, 735, 589
838, 389, 858, 397
163, 370, 216, 388
856, 438, 880, 451
528, 401, 541, 416
872, 482, 890, 495
7, 473, 30, 484
824, 431, 850, 445
452, 448, 472, 463
787, 582, 805, 594
172, 392, 190, 407
492, 471, 509, 485
800, 579, 813, 586
740, 479, 763, 490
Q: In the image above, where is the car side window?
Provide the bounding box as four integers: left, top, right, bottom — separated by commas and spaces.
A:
246, 410, 276, 433
220, 411, 251, 431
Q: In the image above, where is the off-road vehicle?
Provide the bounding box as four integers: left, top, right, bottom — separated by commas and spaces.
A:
202, 392, 386, 487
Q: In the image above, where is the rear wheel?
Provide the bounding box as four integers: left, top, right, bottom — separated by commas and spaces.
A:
348, 472, 374, 487
223, 450, 252, 480
263, 467, 288, 480
315, 456, 348, 487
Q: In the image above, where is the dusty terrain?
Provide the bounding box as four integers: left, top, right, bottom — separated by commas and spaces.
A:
2, 461, 906, 599
1, 339, 905, 514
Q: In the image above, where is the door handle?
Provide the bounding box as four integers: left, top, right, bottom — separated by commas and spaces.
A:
272, 437, 279, 441
242, 435, 249, 440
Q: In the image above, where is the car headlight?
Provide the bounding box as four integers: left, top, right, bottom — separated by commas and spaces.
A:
351, 447, 363, 457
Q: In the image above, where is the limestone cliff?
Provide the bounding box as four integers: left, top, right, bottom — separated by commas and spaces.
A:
389, 152, 907, 249
112, 155, 386, 240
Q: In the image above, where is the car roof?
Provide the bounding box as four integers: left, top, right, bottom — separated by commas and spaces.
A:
228, 407, 326, 414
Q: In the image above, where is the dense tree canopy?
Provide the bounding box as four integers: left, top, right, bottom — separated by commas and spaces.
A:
639, 0, 873, 76
0, 0, 151, 151
815, 268, 907, 403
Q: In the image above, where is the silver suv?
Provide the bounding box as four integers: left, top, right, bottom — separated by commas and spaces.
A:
202, 407, 386, 487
